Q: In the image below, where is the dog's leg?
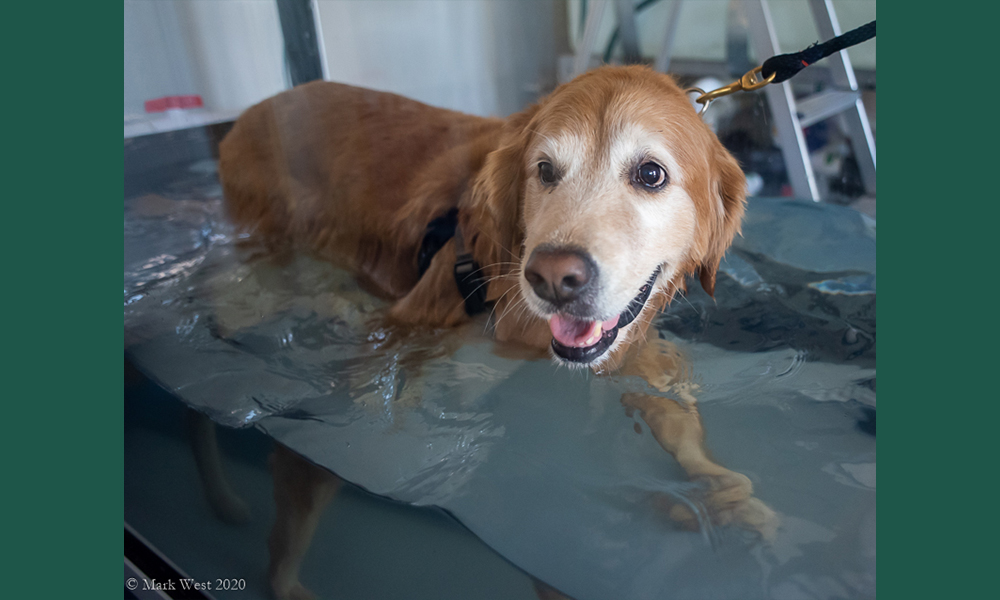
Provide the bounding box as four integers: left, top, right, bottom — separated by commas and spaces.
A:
620, 341, 779, 540
268, 444, 343, 600
621, 392, 779, 539
185, 408, 252, 525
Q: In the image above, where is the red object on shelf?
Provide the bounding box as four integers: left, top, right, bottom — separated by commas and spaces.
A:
144, 95, 204, 113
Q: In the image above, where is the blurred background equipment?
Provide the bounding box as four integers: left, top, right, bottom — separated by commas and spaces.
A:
125, 0, 875, 215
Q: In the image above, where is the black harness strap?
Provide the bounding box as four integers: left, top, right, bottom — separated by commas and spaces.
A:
452, 226, 490, 316
417, 208, 490, 316
761, 20, 875, 84
417, 208, 458, 278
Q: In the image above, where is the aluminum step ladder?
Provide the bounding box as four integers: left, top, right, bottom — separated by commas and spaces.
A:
571, 0, 876, 201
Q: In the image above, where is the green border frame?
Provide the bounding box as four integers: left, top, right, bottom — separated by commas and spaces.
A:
9, 1, 120, 595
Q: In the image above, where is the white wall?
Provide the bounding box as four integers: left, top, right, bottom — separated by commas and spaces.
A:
124, 0, 287, 119
124, 0, 197, 117
125, 0, 559, 121
314, 0, 559, 118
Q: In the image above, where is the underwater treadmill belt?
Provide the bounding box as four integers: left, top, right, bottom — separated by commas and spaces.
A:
125, 180, 875, 600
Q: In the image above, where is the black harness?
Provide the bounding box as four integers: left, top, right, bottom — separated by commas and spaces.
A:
417, 208, 490, 316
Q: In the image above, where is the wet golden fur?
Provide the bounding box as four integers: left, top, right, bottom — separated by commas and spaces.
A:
216, 66, 774, 600
219, 66, 746, 367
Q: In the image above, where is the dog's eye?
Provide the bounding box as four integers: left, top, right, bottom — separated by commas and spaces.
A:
634, 162, 668, 190
538, 161, 558, 185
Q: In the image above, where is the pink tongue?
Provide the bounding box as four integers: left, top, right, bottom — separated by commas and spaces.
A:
549, 314, 620, 348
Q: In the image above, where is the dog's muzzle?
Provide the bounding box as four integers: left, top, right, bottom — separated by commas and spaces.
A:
547, 266, 661, 364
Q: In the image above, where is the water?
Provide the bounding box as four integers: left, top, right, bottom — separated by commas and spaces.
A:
125, 162, 875, 600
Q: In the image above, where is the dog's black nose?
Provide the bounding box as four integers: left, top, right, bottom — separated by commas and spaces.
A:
524, 246, 597, 307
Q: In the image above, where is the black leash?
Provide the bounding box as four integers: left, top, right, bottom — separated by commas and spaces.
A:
693, 20, 875, 112
761, 20, 875, 84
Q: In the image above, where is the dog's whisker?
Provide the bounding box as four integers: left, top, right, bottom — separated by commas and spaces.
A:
502, 296, 530, 327
459, 272, 514, 307
510, 299, 530, 323
514, 302, 537, 336
478, 273, 516, 285
478, 261, 521, 267
470, 261, 521, 276
486, 286, 521, 333
503, 298, 534, 334
472, 228, 521, 264
493, 292, 525, 330
488, 286, 517, 315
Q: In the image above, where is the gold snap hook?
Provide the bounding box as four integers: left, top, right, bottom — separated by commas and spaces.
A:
692, 66, 777, 113
738, 66, 776, 91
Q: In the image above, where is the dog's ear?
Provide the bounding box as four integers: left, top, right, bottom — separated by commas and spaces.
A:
467, 104, 540, 268
697, 144, 747, 297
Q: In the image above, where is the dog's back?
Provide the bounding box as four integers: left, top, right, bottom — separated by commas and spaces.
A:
219, 81, 504, 299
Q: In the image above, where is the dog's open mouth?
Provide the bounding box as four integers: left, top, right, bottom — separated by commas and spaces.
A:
549, 267, 661, 363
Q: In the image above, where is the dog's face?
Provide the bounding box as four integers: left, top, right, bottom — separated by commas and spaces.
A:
477, 67, 746, 369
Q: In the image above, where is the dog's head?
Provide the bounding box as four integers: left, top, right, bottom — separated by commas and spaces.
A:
472, 66, 746, 369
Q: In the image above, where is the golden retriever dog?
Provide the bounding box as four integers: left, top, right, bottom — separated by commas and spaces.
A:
215, 65, 777, 600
